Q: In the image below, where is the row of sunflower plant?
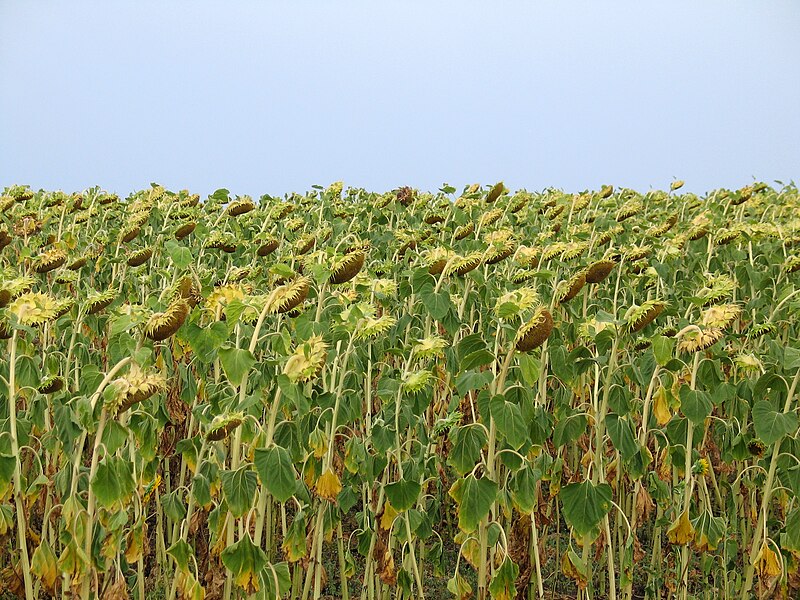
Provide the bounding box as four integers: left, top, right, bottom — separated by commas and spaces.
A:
0, 179, 799, 600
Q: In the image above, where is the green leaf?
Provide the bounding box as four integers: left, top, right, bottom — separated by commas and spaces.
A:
652, 335, 674, 367
221, 466, 259, 518
448, 475, 497, 533
384, 478, 422, 512
448, 425, 487, 476
422, 289, 451, 320
167, 539, 194, 572
679, 387, 712, 425
165, 240, 193, 269
553, 413, 588, 447
489, 394, 528, 449
218, 346, 256, 387
510, 465, 541, 514
606, 414, 638, 459
184, 322, 229, 363
785, 347, 800, 371
221, 534, 267, 594
91, 456, 135, 509
461, 349, 495, 372
454, 370, 493, 397
559, 480, 612, 538
258, 562, 292, 599
753, 401, 798, 445
0, 454, 16, 498
489, 557, 519, 600
254, 447, 295, 503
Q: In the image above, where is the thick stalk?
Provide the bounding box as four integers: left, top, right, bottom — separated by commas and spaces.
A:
7, 332, 35, 600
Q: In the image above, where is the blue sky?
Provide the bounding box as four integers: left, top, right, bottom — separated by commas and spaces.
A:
1, 1, 798, 198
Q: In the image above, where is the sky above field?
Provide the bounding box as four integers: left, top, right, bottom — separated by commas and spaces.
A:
1, 1, 799, 198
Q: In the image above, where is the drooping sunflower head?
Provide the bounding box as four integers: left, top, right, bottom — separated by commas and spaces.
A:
453, 221, 475, 241
284, 335, 328, 383
447, 252, 483, 277
226, 196, 255, 217
585, 259, 617, 284
174, 221, 196, 240
330, 250, 366, 284
34, 248, 67, 273
206, 413, 245, 442
412, 335, 449, 361
38, 375, 65, 395
515, 306, 554, 352
145, 298, 190, 342
204, 232, 237, 253
678, 327, 723, 354
106, 365, 165, 417
8, 292, 60, 326
624, 300, 665, 334
85, 289, 117, 315
424, 247, 455, 275
401, 370, 434, 394
205, 283, 251, 316
701, 304, 740, 329
495, 287, 539, 320
557, 269, 587, 304
696, 274, 735, 306
267, 277, 311, 314
355, 314, 397, 341
0, 275, 35, 307
127, 247, 153, 267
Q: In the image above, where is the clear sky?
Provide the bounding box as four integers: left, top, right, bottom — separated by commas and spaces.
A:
1, 1, 798, 198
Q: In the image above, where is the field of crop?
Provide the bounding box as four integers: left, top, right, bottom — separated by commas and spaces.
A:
0, 181, 799, 600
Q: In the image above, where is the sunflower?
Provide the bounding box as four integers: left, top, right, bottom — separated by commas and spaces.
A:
412, 336, 449, 361
355, 315, 397, 341
557, 270, 587, 304
625, 300, 665, 333
85, 289, 117, 315
678, 328, 723, 353
127, 247, 153, 267
330, 251, 365, 284
206, 413, 245, 442
8, 292, 60, 326
106, 366, 165, 417
34, 249, 67, 273
267, 277, 310, 314
284, 336, 328, 383
515, 306, 554, 352
145, 299, 190, 342
174, 222, 196, 240
226, 197, 255, 217
585, 259, 616, 284
701, 304, 740, 329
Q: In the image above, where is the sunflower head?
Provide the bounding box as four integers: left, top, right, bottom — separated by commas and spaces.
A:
585, 259, 616, 284
226, 197, 255, 217
330, 251, 366, 284
701, 304, 740, 329
34, 248, 67, 273
515, 306, 554, 352
557, 270, 587, 304
412, 336, 449, 361
678, 327, 723, 353
268, 277, 310, 314
127, 247, 154, 267
86, 289, 117, 315
495, 287, 539, 320
145, 298, 190, 342
106, 366, 165, 417
8, 292, 60, 326
284, 335, 328, 383
624, 300, 665, 334
206, 413, 245, 442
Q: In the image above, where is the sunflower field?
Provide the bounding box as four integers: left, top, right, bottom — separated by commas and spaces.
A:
0, 181, 799, 600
